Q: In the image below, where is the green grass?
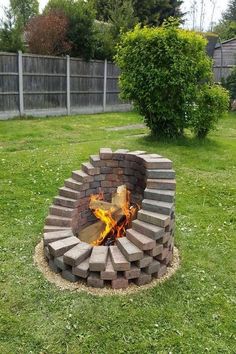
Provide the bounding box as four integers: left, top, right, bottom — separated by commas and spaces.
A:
0, 111, 235, 354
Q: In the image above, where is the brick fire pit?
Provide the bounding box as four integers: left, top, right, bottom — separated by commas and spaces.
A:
43, 148, 176, 289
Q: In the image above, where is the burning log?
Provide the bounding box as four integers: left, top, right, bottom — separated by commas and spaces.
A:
86, 185, 138, 246
89, 200, 117, 211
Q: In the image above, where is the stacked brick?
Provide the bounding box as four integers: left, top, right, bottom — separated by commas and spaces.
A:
43, 148, 176, 289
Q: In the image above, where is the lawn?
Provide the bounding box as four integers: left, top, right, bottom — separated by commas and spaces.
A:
0, 111, 235, 354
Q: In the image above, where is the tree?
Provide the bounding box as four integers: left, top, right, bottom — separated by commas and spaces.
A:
93, 0, 137, 60
213, 0, 236, 40
10, 0, 39, 27
0, 6, 24, 52
214, 20, 236, 41
109, 0, 137, 38
45, 0, 96, 60
116, 22, 229, 138
92, 0, 184, 26
133, 0, 184, 26
223, 0, 236, 21
26, 11, 71, 56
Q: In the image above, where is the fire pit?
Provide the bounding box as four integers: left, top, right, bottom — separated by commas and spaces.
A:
43, 148, 176, 289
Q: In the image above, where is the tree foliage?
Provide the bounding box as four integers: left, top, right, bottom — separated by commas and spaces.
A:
223, 0, 236, 21
45, 0, 96, 59
133, 0, 184, 26
26, 11, 71, 56
116, 23, 229, 138
0, 7, 24, 52
213, 0, 236, 40
91, 0, 184, 26
10, 0, 39, 27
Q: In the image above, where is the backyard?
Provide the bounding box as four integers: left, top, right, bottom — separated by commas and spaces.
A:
0, 111, 235, 353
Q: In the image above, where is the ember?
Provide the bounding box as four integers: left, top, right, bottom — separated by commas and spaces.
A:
89, 185, 138, 246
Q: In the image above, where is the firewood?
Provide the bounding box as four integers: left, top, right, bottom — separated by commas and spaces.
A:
79, 208, 124, 244
79, 220, 104, 243
112, 185, 127, 208
89, 199, 118, 211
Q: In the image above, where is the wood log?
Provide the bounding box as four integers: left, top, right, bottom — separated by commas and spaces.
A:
112, 185, 127, 208
79, 208, 124, 244
79, 220, 105, 243
89, 199, 118, 211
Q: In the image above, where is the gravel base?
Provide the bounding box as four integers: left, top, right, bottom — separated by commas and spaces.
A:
34, 240, 180, 296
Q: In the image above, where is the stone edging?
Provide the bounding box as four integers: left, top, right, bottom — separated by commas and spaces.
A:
34, 240, 180, 296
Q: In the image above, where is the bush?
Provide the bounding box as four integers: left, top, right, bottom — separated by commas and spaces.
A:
221, 66, 236, 100
116, 23, 229, 138
191, 84, 230, 138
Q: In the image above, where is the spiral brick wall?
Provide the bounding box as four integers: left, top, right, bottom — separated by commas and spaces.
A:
43, 148, 176, 289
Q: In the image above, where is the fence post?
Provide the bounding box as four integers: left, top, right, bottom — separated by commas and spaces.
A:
18, 51, 24, 116
103, 59, 107, 112
66, 55, 71, 115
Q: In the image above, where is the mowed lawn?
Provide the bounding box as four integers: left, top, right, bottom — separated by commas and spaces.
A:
0, 111, 235, 354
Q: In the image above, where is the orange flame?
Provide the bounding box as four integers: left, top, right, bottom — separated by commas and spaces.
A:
90, 187, 138, 246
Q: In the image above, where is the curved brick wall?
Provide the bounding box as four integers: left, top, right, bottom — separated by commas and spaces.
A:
43, 148, 176, 289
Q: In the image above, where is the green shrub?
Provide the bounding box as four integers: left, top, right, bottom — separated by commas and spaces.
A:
221, 66, 236, 99
116, 23, 229, 138
191, 84, 230, 138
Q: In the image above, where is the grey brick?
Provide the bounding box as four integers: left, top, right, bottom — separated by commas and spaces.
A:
54, 256, 71, 270
43, 230, 73, 246
116, 237, 143, 262
144, 188, 175, 203
135, 255, 153, 268
48, 259, 61, 273
144, 260, 160, 274
138, 209, 170, 228
142, 199, 174, 215
87, 272, 104, 288
147, 179, 176, 190
89, 246, 108, 271
48, 236, 80, 257
124, 265, 141, 279
72, 170, 93, 183
126, 229, 156, 250
100, 256, 117, 280
61, 270, 79, 282
109, 245, 130, 271
99, 148, 113, 160
134, 271, 152, 286
63, 242, 92, 267
132, 219, 164, 240
81, 162, 100, 176
141, 157, 172, 169
146, 169, 175, 179
72, 257, 90, 278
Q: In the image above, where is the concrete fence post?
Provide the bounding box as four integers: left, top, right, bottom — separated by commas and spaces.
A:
103, 59, 107, 112
18, 51, 24, 116
66, 55, 71, 115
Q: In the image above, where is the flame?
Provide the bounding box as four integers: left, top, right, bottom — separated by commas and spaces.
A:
90, 186, 138, 246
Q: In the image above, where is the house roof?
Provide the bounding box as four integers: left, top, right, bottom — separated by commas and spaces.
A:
215, 37, 236, 49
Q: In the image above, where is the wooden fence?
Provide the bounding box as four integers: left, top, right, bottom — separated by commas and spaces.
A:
0, 52, 130, 119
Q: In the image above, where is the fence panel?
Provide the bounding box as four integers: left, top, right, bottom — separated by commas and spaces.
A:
0, 53, 19, 112
22, 55, 67, 110
70, 58, 104, 110
0, 52, 130, 119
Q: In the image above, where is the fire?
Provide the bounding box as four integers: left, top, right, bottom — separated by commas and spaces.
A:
89, 185, 138, 246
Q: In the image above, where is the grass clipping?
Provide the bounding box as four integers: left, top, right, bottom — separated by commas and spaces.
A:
34, 240, 180, 296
